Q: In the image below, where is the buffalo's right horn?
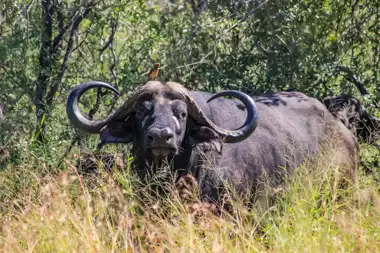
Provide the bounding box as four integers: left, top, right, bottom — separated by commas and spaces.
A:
66, 81, 120, 133
66, 81, 163, 134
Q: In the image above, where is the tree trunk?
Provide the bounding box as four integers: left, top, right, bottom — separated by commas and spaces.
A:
34, 0, 53, 143
34, 0, 93, 144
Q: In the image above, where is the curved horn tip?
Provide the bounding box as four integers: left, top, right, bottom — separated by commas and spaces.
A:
66, 81, 120, 134
72, 81, 120, 96
206, 90, 259, 143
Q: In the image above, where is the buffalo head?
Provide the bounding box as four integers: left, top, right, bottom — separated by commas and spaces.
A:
66, 81, 258, 164
322, 94, 380, 146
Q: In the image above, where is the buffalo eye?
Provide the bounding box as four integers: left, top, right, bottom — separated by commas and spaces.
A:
135, 101, 152, 118
171, 100, 187, 120
173, 109, 187, 119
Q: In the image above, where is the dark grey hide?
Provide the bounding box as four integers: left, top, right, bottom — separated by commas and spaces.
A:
184, 91, 359, 201
66, 82, 359, 203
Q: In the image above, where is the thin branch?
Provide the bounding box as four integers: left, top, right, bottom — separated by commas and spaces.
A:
98, 14, 119, 84
52, 10, 79, 51
335, 65, 368, 95
46, 5, 93, 107
222, 0, 270, 36
188, 0, 197, 14
99, 16, 118, 56
56, 0, 64, 34
19, 0, 36, 17
187, 0, 207, 42
108, 17, 119, 83
71, 19, 95, 53
88, 88, 103, 119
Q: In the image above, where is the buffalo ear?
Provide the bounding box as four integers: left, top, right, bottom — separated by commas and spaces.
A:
98, 118, 135, 149
188, 125, 222, 153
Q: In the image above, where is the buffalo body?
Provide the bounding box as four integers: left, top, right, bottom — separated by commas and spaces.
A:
66, 82, 359, 203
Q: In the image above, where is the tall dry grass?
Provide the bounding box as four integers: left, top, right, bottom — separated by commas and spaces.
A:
0, 146, 380, 253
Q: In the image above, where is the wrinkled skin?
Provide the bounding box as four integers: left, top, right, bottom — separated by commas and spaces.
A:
67, 82, 359, 203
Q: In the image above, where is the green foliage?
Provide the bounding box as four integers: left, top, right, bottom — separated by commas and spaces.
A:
1, 0, 378, 144
360, 144, 380, 187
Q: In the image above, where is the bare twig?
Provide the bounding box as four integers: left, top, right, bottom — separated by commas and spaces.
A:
99, 17, 118, 56
188, 0, 207, 15
98, 14, 119, 83
46, 5, 93, 108
52, 9, 79, 51
222, 0, 270, 36
88, 88, 103, 119
71, 20, 95, 53
56, 0, 64, 35
335, 65, 368, 95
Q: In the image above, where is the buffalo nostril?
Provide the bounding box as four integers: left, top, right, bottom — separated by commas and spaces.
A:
147, 131, 156, 141
166, 135, 173, 141
164, 129, 174, 141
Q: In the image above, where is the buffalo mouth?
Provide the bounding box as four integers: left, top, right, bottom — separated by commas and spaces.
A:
148, 147, 177, 158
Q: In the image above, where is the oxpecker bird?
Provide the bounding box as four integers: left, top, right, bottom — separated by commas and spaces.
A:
148, 63, 161, 81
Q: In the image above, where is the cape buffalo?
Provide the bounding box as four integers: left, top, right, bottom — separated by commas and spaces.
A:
66, 81, 359, 203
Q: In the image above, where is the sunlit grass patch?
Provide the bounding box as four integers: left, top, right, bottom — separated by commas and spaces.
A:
0, 163, 263, 252
260, 163, 380, 253
1, 145, 380, 252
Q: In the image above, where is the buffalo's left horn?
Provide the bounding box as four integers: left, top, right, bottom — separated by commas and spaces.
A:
185, 90, 259, 143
